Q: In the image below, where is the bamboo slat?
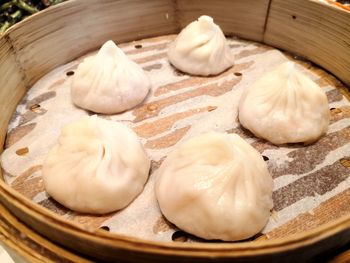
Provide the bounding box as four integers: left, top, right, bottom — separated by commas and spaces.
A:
264, 0, 350, 86
177, 0, 270, 41
0, 37, 27, 154
6, 0, 179, 86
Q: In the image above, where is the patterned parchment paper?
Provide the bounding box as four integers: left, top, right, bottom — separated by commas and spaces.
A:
1, 35, 350, 243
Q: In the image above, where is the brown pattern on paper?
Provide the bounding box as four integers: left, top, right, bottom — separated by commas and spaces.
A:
252, 140, 279, 154
226, 125, 278, 153
268, 188, 350, 239
313, 67, 345, 89
48, 78, 65, 90
18, 108, 47, 126
134, 52, 167, 64
155, 61, 254, 97
5, 123, 36, 148
133, 76, 243, 123
330, 106, 350, 123
234, 46, 273, 60
326, 89, 343, 103
269, 127, 350, 178
272, 158, 350, 211
153, 216, 174, 234
11, 165, 43, 200
133, 107, 207, 138
126, 42, 168, 56
145, 126, 190, 149
65, 212, 114, 230
226, 125, 255, 139
315, 77, 330, 87
229, 43, 247, 49
25, 91, 56, 110
38, 198, 68, 216
312, 68, 350, 101
3, 34, 350, 242
173, 68, 185, 77
15, 90, 56, 125
143, 63, 162, 72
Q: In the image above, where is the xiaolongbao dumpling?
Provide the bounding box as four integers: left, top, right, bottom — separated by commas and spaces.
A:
238, 62, 330, 145
42, 116, 150, 214
71, 40, 151, 114
168, 15, 234, 76
155, 132, 273, 241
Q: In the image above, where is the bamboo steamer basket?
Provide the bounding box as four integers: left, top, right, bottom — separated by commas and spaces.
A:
0, 0, 350, 262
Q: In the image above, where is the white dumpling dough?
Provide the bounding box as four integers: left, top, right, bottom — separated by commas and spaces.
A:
71, 40, 151, 114
42, 116, 150, 214
155, 132, 273, 241
239, 62, 330, 145
168, 15, 234, 76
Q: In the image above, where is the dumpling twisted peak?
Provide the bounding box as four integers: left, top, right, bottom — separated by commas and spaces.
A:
239, 62, 330, 145
42, 116, 150, 214
168, 15, 234, 76
155, 132, 273, 241
71, 40, 151, 114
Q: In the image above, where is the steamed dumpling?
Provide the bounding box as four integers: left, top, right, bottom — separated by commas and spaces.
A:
71, 40, 151, 114
155, 132, 273, 241
239, 62, 330, 145
42, 116, 150, 214
168, 15, 234, 76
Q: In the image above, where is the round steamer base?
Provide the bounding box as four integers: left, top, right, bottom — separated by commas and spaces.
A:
2, 33, 350, 261
0, 0, 350, 262
2, 34, 350, 243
